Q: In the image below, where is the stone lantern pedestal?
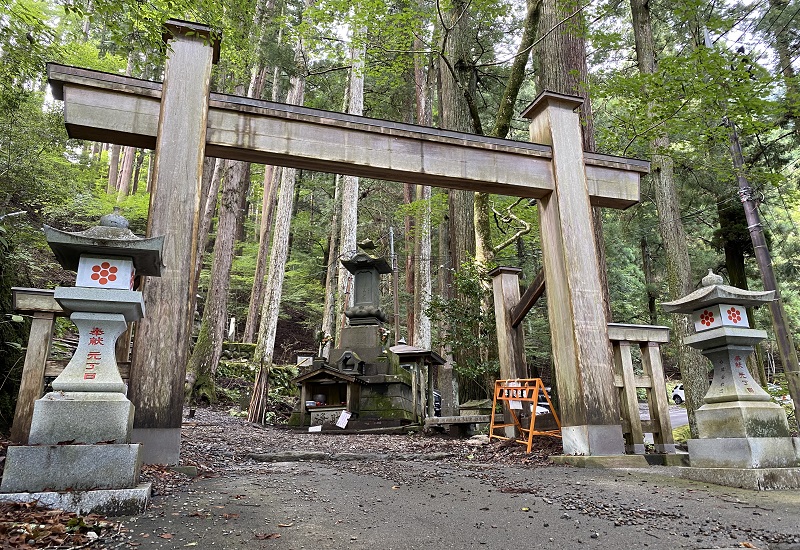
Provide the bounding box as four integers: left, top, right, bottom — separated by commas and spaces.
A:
0, 210, 164, 514
663, 271, 800, 487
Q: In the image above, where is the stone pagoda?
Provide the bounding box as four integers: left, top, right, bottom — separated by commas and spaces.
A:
0, 209, 163, 514
663, 270, 800, 485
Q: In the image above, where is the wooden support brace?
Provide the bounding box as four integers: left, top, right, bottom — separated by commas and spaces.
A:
10, 312, 55, 444
510, 269, 545, 328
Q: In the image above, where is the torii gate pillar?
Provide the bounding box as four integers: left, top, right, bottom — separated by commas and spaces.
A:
128, 21, 219, 464
522, 92, 625, 456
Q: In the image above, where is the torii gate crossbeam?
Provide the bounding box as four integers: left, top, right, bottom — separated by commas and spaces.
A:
44, 20, 649, 462
47, 65, 646, 208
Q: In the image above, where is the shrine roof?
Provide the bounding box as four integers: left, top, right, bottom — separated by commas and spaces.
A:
388, 344, 445, 365
293, 366, 363, 385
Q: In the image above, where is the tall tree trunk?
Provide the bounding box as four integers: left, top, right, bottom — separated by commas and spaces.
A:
192, 158, 225, 305
320, 174, 343, 357
243, 8, 285, 343
146, 151, 154, 192
243, 165, 281, 342
336, 35, 366, 343
116, 146, 136, 202
250, 52, 307, 423
438, 0, 477, 413
404, 183, 416, 342
414, 183, 433, 349
106, 144, 120, 194
535, 0, 611, 319
412, 7, 434, 349
630, 0, 707, 437
90, 142, 102, 165
106, 56, 135, 196
132, 148, 144, 194
185, 159, 250, 403
440, 0, 476, 272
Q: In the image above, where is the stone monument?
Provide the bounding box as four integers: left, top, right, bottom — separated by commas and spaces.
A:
292, 250, 432, 427
663, 270, 800, 487
0, 209, 163, 514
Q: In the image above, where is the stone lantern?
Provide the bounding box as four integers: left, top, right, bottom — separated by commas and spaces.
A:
0, 209, 163, 514
663, 270, 798, 469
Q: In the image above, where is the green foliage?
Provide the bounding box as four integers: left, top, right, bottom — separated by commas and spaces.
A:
393, 191, 449, 229
268, 365, 300, 396
426, 261, 498, 395
603, 213, 649, 324
58, 41, 127, 74
217, 359, 256, 381
0, 0, 62, 106
0, 224, 29, 433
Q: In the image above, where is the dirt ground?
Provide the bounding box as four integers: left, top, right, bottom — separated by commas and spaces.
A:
4, 406, 800, 549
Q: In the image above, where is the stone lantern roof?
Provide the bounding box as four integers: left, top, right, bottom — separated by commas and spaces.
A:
43, 208, 164, 276
662, 270, 774, 314
340, 252, 391, 275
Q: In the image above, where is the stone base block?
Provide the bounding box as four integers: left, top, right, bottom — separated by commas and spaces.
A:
549, 454, 649, 468
648, 452, 690, 467
696, 401, 790, 439
131, 427, 180, 465
671, 467, 800, 490
0, 483, 151, 516
0, 444, 141, 493
561, 424, 625, 456
688, 437, 800, 469
338, 325, 380, 349
29, 392, 134, 445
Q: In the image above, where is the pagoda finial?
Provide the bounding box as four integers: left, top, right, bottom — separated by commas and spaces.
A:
701, 269, 723, 287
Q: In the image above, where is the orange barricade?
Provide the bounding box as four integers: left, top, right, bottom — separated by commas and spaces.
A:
489, 378, 561, 453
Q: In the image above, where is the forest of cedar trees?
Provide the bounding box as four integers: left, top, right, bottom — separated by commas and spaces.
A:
1, 0, 799, 435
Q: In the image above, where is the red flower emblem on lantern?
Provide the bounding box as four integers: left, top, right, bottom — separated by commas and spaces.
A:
90, 262, 118, 285
699, 310, 715, 326
727, 307, 742, 324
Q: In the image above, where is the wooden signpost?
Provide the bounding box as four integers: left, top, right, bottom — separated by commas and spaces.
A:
41, 20, 649, 461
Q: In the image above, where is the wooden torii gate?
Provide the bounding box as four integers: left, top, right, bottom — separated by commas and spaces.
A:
46, 20, 649, 462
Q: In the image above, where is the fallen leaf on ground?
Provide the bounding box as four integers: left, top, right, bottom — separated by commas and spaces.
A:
159, 533, 174, 539
277, 522, 294, 527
